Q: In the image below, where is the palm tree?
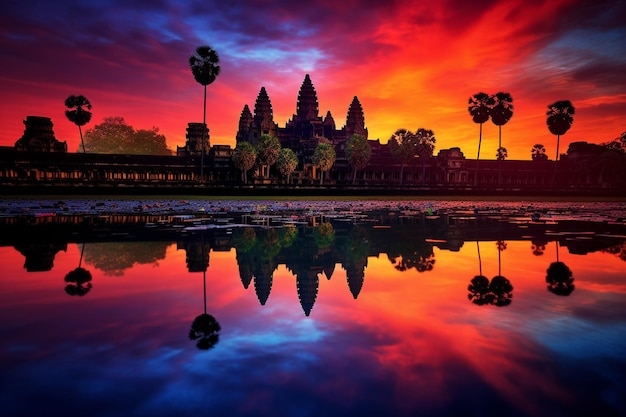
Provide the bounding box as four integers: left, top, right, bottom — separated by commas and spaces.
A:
189, 45, 221, 181
232, 141, 257, 183
468, 92, 491, 185
276, 147, 299, 184
388, 128, 417, 185
415, 128, 435, 184
312, 142, 336, 185
490, 92, 513, 184
345, 133, 372, 184
64, 95, 92, 154
546, 100, 575, 161
531, 144, 548, 161
490, 92, 514, 148
256, 134, 281, 178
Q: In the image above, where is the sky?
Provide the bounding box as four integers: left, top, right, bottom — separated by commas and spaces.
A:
1, 0, 625, 160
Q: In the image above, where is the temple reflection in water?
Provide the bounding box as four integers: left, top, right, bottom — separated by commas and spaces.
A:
3, 209, 625, 316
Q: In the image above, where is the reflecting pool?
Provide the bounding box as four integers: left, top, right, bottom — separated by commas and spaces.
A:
1, 199, 626, 417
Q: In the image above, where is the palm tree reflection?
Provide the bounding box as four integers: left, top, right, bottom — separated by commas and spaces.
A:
64, 243, 92, 296
468, 241, 513, 307
468, 241, 490, 305
546, 241, 575, 296
188, 232, 221, 350
189, 313, 221, 350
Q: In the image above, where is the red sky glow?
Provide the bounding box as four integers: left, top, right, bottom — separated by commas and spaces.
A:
1, 0, 625, 160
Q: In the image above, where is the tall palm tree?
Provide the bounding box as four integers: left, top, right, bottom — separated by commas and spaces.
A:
189, 45, 221, 181
490, 92, 514, 149
546, 100, 575, 161
468, 92, 491, 186
64, 95, 92, 154
490, 92, 513, 184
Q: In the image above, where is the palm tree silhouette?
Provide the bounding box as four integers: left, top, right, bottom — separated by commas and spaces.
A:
547, 100, 575, 187
546, 100, 575, 162
64, 243, 92, 296
188, 232, 221, 350
189, 45, 221, 181
468, 242, 490, 305
468, 92, 491, 186
546, 240, 575, 296
64, 95, 92, 154
489, 275, 513, 306
388, 128, 417, 185
490, 240, 513, 306
489, 92, 513, 184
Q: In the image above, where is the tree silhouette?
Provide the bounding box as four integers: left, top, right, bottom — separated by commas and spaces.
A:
83, 116, 171, 155
64, 95, 92, 154
312, 141, 336, 185
546, 100, 575, 162
490, 92, 514, 148
531, 144, 548, 161
233, 141, 257, 183
189, 45, 221, 181
468, 92, 491, 185
496, 147, 508, 161
388, 128, 417, 185
189, 313, 221, 350
546, 241, 575, 296
256, 134, 281, 178
547, 100, 575, 187
276, 147, 298, 184
489, 275, 513, 306
345, 133, 372, 184
489, 92, 513, 184
64, 243, 92, 296
468, 275, 490, 305
468, 241, 489, 305
531, 239, 548, 256
188, 232, 221, 350
313, 222, 335, 249
468, 240, 514, 307
415, 128, 436, 184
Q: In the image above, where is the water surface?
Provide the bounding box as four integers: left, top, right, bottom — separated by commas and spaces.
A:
1, 199, 625, 417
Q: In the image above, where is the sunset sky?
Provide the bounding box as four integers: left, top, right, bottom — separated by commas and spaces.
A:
1, 0, 625, 160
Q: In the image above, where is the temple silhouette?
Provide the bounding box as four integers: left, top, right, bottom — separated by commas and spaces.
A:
1, 74, 625, 194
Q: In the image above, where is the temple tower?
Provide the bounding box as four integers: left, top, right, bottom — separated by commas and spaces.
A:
15, 116, 67, 152
177, 123, 209, 156
295, 74, 319, 122
253, 87, 277, 138
345, 96, 368, 139
235, 104, 253, 144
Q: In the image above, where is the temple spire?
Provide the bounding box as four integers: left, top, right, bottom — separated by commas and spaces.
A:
345, 96, 368, 139
236, 104, 253, 143
295, 74, 319, 121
